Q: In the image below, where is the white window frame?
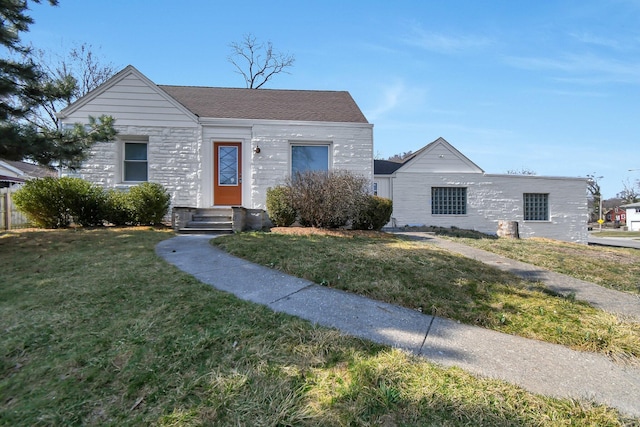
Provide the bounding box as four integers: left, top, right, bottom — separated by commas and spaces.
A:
290, 143, 331, 176
123, 140, 148, 183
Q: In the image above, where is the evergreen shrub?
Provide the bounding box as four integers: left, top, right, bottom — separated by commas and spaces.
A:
128, 182, 171, 225
104, 189, 135, 226
352, 195, 393, 231
13, 177, 171, 228
266, 186, 297, 227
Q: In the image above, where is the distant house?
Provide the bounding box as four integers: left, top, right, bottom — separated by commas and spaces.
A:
0, 159, 57, 188
58, 65, 373, 231
605, 207, 626, 224
374, 137, 589, 243
621, 202, 640, 231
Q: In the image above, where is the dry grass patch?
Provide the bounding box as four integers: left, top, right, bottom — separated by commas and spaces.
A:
214, 231, 640, 362
450, 236, 640, 295
1, 228, 638, 425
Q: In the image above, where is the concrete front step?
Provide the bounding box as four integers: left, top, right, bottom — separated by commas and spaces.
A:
192, 215, 232, 222
178, 227, 233, 235
177, 208, 234, 234
186, 220, 232, 228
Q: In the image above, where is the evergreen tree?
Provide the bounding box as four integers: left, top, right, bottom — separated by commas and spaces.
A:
0, 0, 116, 167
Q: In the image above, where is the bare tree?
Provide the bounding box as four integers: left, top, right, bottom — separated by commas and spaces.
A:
386, 151, 414, 162
587, 173, 603, 222
618, 179, 639, 204
26, 43, 117, 131
228, 34, 295, 89
506, 167, 537, 175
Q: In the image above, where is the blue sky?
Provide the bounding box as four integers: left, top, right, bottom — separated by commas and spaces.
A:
24, 0, 640, 198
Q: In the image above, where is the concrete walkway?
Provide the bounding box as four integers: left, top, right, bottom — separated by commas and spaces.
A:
396, 232, 640, 322
155, 234, 640, 418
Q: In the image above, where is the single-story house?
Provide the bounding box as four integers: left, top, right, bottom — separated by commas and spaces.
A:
59, 66, 588, 241
621, 202, 640, 231
0, 159, 57, 188
374, 138, 589, 243
58, 65, 373, 231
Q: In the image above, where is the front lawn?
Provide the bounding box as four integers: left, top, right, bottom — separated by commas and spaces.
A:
213, 231, 640, 362
0, 228, 635, 425
448, 235, 640, 295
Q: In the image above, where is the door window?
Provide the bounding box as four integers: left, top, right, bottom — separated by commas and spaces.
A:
218, 146, 238, 186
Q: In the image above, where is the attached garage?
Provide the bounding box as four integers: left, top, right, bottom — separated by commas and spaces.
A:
621, 202, 640, 231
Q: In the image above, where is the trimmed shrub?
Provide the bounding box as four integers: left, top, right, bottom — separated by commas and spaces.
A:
13, 177, 105, 228
289, 170, 369, 228
352, 195, 393, 231
266, 186, 296, 227
13, 178, 171, 229
128, 182, 171, 225
67, 181, 106, 227
13, 177, 70, 228
104, 189, 136, 226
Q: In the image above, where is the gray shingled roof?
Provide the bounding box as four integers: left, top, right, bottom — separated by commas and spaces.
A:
0, 159, 57, 178
374, 159, 404, 175
158, 85, 369, 123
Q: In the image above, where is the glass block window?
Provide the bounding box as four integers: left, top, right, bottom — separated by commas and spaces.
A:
291, 145, 329, 176
124, 142, 148, 182
432, 187, 467, 215
523, 193, 549, 221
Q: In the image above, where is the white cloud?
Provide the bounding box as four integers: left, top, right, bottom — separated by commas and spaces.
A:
365, 81, 427, 121
402, 25, 494, 54
504, 52, 640, 84
569, 31, 625, 50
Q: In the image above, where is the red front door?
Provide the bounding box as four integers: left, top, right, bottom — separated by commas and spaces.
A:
214, 142, 242, 205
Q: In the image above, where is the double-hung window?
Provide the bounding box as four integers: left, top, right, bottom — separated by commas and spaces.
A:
523, 193, 549, 221
291, 144, 329, 176
124, 142, 148, 182
432, 187, 467, 215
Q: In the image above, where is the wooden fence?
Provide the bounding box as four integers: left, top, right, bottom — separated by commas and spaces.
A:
0, 188, 30, 230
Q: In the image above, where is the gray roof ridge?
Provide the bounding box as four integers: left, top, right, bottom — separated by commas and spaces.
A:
157, 84, 350, 94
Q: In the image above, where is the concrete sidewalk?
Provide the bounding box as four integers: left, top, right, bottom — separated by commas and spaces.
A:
588, 235, 640, 250
155, 234, 640, 418
396, 232, 640, 322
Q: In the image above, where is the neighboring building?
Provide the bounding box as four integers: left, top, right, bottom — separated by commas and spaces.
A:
605, 207, 626, 224
621, 202, 640, 231
58, 65, 373, 229
374, 137, 589, 243
0, 159, 57, 188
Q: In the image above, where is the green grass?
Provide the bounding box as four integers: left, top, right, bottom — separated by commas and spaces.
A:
213, 232, 640, 362
0, 228, 636, 425
448, 236, 640, 295
591, 230, 640, 239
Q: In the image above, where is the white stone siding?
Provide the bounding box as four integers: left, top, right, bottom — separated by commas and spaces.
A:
249, 122, 374, 209
79, 125, 202, 207
387, 171, 589, 243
